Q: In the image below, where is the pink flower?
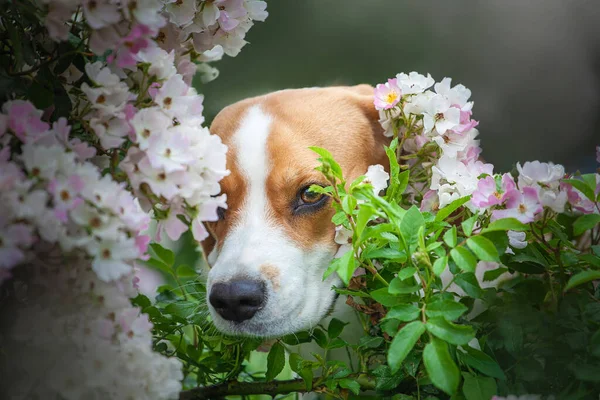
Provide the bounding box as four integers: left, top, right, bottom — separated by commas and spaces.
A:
3, 100, 49, 143
471, 173, 516, 209
48, 175, 86, 222
156, 206, 188, 242
492, 187, 542, 223
420, 190, 440, 212
215, 0, 248, 31
374, 78, 402, 110
108, 25, 153, 68
562, 181, 595, 214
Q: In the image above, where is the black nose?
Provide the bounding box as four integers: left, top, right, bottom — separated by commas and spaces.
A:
209, 280, 266, 322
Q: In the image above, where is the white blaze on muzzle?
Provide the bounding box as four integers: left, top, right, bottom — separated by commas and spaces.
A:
207, 106, 339, 337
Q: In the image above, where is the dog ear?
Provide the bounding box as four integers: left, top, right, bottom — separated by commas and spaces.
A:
344, 84, 392, 175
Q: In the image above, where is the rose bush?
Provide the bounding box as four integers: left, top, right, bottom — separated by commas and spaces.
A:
1, 2, 600, 400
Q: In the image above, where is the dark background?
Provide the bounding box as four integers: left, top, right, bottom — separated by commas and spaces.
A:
199, 0, 600, 172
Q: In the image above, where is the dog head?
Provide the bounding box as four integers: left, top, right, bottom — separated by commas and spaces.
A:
202, 85, 389, 337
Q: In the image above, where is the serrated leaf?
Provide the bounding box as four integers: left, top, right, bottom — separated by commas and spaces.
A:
389, 277, 421, 294
312, 328, 328, 348
149, 243, 175, 268
426, 317, 475, 345
397, 266, 417, 280
266, 342, 285, 380
454, 273, 483, 298
482, 218, 529, 233
444, 226, 458, 248
355, 204, 373, 239
400, 206, 425, 251
388, 321, 426, 373
176, 264, 198, 277
339, 378, 361, 395
384, 304, 421, 322
371, 287, 409, 307
483, 267, 509, 282
424, 338, 460, 395
467, 236, 499, 262
451, 247, 477, 272
426, 300, 468, 321
359, 336, 384, 349
573, 214, 600, 236
433, 255, 448, 276
327, 318, 347, 339
336, 249, 356, 285
435, 196, 471, 222
565, 270, 600, 291
461, 215, 478, 237
459, 346, 506, 380
462, 373, 497, 400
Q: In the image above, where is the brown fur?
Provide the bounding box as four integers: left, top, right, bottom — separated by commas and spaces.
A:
202, 85, 390, 255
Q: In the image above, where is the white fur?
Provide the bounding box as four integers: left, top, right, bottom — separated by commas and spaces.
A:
207, 106, 341, 337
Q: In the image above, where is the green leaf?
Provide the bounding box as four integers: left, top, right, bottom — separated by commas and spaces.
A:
462, 373, 497, 400
384, 304, 421, 322
312, 328, 328, 348
573, 214, 600, 236
327, 318, 347, 339
338, 378, 361, 395
435, 196, 471, 222
483, 267, 509, 282
371, 288, 412, 307
400, 206, 425, 251
397, 266, 417, 280
451, 247, 477, 272
336, 250, 356, 285
359, 336, 384, 349
355, 205, 373, 239
388, 321, 426, 373
426, 300, 468, 321
459, 346, 506, 380
389, 277, 421, 294
289, 353, 313, 391
454, 273, 483, 298
444, 226, 458, 248
423, 338, 460, 395
149, 243, 175, 268
176, 264, 198, 277
309, 146, 343, 180
426, 317, 475, 345
433, 256, 448, 276
461, 215, 478, 237
565, 270, 600, 291
466, 236, 499, 262
563, 178, 595, 202
482, 218, 529, 233
362, 247, 407, 262
396, 170, 410, 197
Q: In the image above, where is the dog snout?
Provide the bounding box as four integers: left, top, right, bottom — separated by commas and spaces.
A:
209, 279, 266, 323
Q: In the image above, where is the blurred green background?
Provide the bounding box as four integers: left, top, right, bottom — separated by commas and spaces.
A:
199, 0, 600, 173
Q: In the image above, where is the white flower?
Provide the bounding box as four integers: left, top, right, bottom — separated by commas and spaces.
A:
82, 0, 121, 30
364, 164, 389, 195
146, 125, 195, 173
434, 77, 472, 107
19, 144, 62, 179
88, 238, 136, 281
396, 72, 435, 94
508, 230, 528, 250
165, 0, 197, 27
245, 0, 269, 21
135, 46, 177, 81
422, 94, 461, 135
433, 128, 480, 159
517, 161, 565, 188
334, 225, 352, 245
130, 107, 173, 150
90, 117, 131, 149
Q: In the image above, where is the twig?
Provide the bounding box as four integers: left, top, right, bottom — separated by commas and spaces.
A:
179, 375, 377, 400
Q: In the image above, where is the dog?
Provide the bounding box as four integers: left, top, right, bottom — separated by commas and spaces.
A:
201, 85, 390, 337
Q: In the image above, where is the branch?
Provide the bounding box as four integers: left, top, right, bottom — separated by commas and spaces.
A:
179, 375, 377, 400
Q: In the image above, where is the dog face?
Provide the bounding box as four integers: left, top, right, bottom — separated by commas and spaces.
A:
202, 85, 389, 337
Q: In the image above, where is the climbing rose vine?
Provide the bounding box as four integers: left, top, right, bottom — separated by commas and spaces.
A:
0, 0, 266, 398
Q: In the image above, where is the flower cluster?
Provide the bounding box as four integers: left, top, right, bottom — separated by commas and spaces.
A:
2, 253, 182, 399
374, 72, 600, 221
1, 101, 150, 283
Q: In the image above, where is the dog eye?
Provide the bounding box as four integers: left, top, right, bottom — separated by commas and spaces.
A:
299, 187, 325, 205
